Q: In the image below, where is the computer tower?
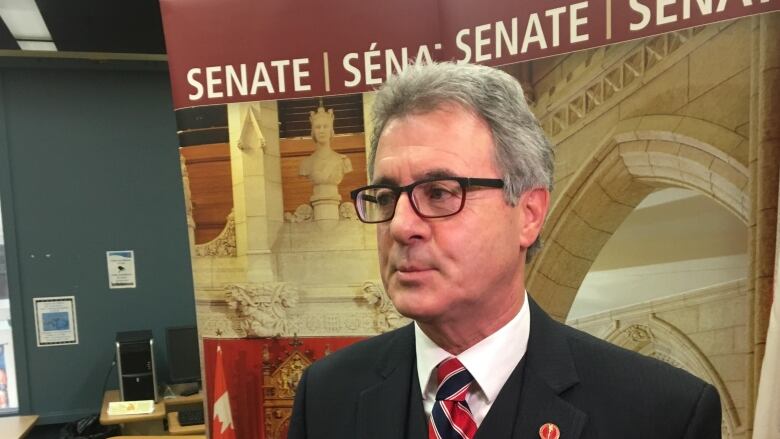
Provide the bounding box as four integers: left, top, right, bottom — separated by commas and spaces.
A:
115, 330, 159, 402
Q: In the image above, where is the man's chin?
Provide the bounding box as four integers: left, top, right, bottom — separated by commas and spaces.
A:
387, 293, 442, 322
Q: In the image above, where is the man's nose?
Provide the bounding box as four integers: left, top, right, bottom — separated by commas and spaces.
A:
388, 192, 428, 243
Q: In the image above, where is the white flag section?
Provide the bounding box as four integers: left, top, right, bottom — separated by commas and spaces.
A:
753, 185, 780, 439
212, 345, 236, 439
214, 391, 235, 435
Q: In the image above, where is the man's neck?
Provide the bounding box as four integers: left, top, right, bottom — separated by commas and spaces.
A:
416, 292, 525, 355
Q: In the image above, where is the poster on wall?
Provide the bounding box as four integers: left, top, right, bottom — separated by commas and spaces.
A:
158, 2, 780, 438
106, 250, 136, 289
33, 296, 79, 347
159, 0, 779, 107
0, 344, 8, 408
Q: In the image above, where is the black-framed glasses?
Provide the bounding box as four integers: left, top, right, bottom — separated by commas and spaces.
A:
350, 177, 504, 224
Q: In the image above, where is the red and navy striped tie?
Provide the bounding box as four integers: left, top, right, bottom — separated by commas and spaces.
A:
429, 357, 478, 439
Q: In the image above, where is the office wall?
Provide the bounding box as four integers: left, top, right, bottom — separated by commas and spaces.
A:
0, 58, 196, 424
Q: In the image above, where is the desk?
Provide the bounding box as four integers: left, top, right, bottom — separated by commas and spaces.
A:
0, 415, 38, 438
100, 390, 166, 435
100, 389, 205, 435
164, 392, 206, 436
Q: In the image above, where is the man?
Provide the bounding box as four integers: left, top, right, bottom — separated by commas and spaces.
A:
288, 63, 721, 439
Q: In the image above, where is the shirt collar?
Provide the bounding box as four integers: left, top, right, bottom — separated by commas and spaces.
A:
415, 291, 531, 403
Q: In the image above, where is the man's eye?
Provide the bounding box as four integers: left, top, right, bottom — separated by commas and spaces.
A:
376, 192, 396, 206
423, 184, 458, 201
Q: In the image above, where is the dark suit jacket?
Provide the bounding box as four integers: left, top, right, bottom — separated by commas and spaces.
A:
288, 299, 721, 438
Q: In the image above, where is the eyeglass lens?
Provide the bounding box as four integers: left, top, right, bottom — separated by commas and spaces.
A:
356, 179, 464, 222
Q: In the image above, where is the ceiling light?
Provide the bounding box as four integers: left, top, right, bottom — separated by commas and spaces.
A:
0, 0, 51, 39
17, 40, 56, 51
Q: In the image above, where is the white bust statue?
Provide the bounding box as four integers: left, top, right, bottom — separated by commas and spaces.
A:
299, 105, 353, 186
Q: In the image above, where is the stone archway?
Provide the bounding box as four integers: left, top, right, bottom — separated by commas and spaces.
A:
528, 115, 749, 321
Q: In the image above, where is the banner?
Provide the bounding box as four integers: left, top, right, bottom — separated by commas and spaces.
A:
159, 0, 778, 109
159, 3, 780, 438
753, 178, 780, 438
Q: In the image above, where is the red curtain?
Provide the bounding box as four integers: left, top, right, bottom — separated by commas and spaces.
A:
202, 336, 364, 439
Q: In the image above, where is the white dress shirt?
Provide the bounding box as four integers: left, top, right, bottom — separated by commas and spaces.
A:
415, 291, 531, 426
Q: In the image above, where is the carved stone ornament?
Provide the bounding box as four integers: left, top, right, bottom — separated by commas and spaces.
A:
236, 106, 266, 151
224, 283, 301, 336
339, 202, 358, 220
538, 27, 704, 137
624, 324, 652, 342
362, 281, 409, 333
269, 351, 310, 399
194, 210, 237, 257
262, 348, 313, 439
284, 204, 314, 223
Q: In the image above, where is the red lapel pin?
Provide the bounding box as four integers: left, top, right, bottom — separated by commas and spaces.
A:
539, 422, 560, 439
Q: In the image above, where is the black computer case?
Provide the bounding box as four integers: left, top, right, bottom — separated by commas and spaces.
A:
115, 330, 159, 402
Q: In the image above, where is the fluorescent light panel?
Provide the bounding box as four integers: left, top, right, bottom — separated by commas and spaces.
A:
18, 40, 55, 51
0, 0, 56, 51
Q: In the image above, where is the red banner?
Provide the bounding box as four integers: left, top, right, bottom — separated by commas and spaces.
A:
159, 0, 778, 109
202, 337, 364, 439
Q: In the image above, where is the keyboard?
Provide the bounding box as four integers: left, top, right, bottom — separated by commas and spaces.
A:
177, 407, 205, 426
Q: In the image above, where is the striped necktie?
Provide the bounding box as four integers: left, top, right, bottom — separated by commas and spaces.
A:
429, 357, 478, 439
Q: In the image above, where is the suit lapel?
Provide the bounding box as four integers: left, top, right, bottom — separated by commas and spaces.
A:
513, 364, 587, 439
512, 298, 588, 439
356, 324, 425, 439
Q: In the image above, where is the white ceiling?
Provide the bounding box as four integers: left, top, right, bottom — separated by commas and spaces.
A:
568, 188, 748, 320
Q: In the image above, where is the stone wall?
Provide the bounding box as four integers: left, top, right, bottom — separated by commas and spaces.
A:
528, 19, 755, 320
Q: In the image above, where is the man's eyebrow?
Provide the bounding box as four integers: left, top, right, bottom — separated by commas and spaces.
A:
422, 169, 458, 180
372, 176, 398, 185
372, 168, 459, 186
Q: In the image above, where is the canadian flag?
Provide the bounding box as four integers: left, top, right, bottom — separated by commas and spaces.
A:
212, 345, 236, 439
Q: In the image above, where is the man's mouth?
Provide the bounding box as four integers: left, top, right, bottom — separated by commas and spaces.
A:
396, 263, 432, 273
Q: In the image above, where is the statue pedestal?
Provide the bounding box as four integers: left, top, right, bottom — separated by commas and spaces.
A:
310, 185, 341, 221
311, 198, 340, 222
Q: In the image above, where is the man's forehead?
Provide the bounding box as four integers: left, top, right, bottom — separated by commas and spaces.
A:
372, 166, 461, 185
373, 145, 474, 182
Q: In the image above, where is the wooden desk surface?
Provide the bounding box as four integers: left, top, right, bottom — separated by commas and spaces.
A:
99, 390, 166, 425
0, 415, 38, 438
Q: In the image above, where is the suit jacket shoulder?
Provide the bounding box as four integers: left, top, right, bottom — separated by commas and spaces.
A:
302, 324, 413, 393
288, 324, 419, 439
525, 299, 722, 438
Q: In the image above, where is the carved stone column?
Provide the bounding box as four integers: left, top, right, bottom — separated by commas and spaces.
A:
362, 91, 376, 181
180, 153, 196, 249
228, 102, 285, 282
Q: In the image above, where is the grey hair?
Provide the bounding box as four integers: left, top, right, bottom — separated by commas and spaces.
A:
368, 62, 554, 261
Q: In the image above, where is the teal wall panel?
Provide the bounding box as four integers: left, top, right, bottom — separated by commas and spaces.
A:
0, 60, 196, 423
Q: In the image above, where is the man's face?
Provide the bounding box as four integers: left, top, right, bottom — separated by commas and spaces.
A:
373, 104, 537, 327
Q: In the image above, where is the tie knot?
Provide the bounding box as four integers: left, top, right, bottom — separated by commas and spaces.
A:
435, 357, 473, 402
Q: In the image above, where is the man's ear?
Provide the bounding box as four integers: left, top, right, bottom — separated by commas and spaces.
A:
518, 188, 550, 248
